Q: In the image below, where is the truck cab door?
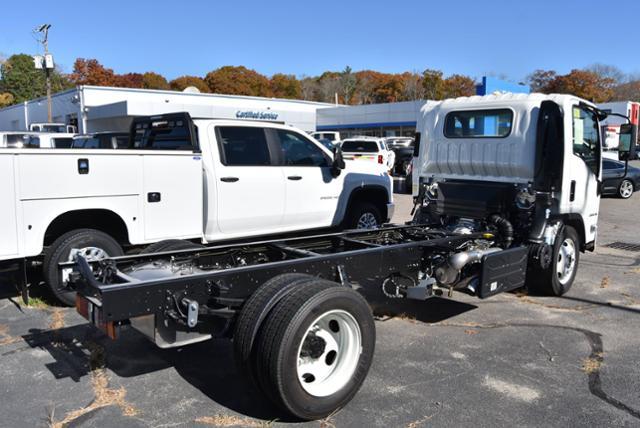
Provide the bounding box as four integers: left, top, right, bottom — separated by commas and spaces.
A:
275, 129, 340, 229
212, 126, 285, 236
562, 105, 602, 244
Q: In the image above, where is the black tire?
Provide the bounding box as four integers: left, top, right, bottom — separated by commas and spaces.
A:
140, 239, 205, 254
43, 229, 123, 306
618, 179, 634, 199
527, 225, 580, 296
254, 281, 376, 420
345, 202, 382, 229
233, 273, 317, 387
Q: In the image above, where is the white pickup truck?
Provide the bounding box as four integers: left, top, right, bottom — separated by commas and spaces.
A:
0, 113, 393, 305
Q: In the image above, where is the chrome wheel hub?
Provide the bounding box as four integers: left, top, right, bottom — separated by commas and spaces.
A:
556, 238, 576, 285
296, 309, 362, 397
620, 180, 633, 198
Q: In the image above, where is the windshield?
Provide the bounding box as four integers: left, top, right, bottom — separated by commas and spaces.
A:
341, 140, 379, 153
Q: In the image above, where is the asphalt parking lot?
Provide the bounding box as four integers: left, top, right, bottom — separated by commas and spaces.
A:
2, 177, 640, 427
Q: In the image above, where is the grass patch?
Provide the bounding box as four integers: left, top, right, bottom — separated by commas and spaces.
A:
581, 353, 603, 374
26, 296, 50, 309
195, 414, 272, 427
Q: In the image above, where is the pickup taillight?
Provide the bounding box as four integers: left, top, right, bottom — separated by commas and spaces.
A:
378, 155, 384, 164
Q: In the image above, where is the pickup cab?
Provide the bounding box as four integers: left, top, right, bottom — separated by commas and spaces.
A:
0, 113, 393, 305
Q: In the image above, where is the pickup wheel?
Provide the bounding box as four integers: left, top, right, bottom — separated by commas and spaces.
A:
140, 239, 205, 254
43, 229, 123, 306
233, 273, 317, 391
346, 202, 382, 229
527, 225, 579, 296
254, 281, 375, 420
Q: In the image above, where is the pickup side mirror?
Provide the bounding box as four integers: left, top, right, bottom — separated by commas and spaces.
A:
618, 123, 637, 161
331, 146, 346, 178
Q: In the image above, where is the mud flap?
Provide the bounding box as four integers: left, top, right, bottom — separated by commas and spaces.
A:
478, 246, 528, 299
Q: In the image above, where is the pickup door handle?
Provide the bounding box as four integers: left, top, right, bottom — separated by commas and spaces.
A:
220, 177, 239, 183
147, 192, 161, 203
287, 176, 303, 181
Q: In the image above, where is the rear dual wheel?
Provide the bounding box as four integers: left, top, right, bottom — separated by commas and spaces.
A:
234, 275, 375, 420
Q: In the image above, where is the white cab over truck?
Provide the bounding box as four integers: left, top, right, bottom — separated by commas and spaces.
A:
0, 113, 393, 305
68, 94, 635, 421
412, 93, 635, 295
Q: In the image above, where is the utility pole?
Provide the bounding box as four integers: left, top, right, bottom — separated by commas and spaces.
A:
34, 24, 53, 122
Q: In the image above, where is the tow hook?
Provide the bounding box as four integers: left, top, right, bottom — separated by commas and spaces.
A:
182, 298, 199, 328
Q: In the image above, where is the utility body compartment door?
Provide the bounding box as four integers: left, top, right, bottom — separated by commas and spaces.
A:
0, 155, 19, 258
143, 153, 203, 241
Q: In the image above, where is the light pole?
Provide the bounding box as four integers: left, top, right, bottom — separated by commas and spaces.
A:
34, 24, 53, 122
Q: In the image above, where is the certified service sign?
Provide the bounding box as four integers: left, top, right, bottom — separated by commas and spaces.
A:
235, 110, 279, 121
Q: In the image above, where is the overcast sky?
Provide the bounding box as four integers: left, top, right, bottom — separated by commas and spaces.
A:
2, 0, 639, 82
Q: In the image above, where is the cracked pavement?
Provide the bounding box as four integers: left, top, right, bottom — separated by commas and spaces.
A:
1, 177, 640, 427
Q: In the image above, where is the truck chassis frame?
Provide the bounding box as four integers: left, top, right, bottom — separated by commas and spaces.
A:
70, 224, 527, 340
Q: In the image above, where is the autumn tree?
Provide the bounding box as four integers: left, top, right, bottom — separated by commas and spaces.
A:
527, 69, 558, 92
0, 92, 14, 108
555, 69, 615, 102
442, 74, 476, 98
316, 71, 342, 103
612, 80, 640, 102
299, 76, 319, 100
270, 73, 302, 99
422, 69, 445, 100
143, 72, 170, 90
373, 73, 404, 103
353, 70, 382, 104
0, 54, 72, 104
169, 75, 209, 93
340, 66, 357, 104
70, 58, 117, 86
114, 72, 144, 88
401, 72, 424, 101
205, 66, 272, 97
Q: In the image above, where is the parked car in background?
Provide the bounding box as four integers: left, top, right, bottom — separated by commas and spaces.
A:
0, 132, 74, 148
341, 136, 395, 171
602, 158, 640, 199
310, 131, 342, 146
385, 137, 414, 176
29, 122, 77, 133
72, 132, 129, 149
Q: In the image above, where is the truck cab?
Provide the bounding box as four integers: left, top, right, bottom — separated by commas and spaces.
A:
412, 93, 606, 295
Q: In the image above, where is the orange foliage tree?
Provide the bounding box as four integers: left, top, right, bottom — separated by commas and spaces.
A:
205, 66, 272, 97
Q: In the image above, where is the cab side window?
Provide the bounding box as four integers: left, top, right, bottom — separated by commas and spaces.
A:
572, 106, 600, 175
217, 126, 271, 166
278, 130, 329, 167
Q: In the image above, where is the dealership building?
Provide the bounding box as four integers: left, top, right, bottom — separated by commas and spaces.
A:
0, 76, 530, 136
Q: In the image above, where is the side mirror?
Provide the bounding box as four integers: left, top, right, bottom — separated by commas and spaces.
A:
331, 146, 346, 178
618, 123, 637, 160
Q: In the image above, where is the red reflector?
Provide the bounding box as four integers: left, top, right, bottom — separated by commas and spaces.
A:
378, 155, 383, 164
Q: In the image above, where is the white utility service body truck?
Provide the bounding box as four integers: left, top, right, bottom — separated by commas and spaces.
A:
0, 113, 393, 305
